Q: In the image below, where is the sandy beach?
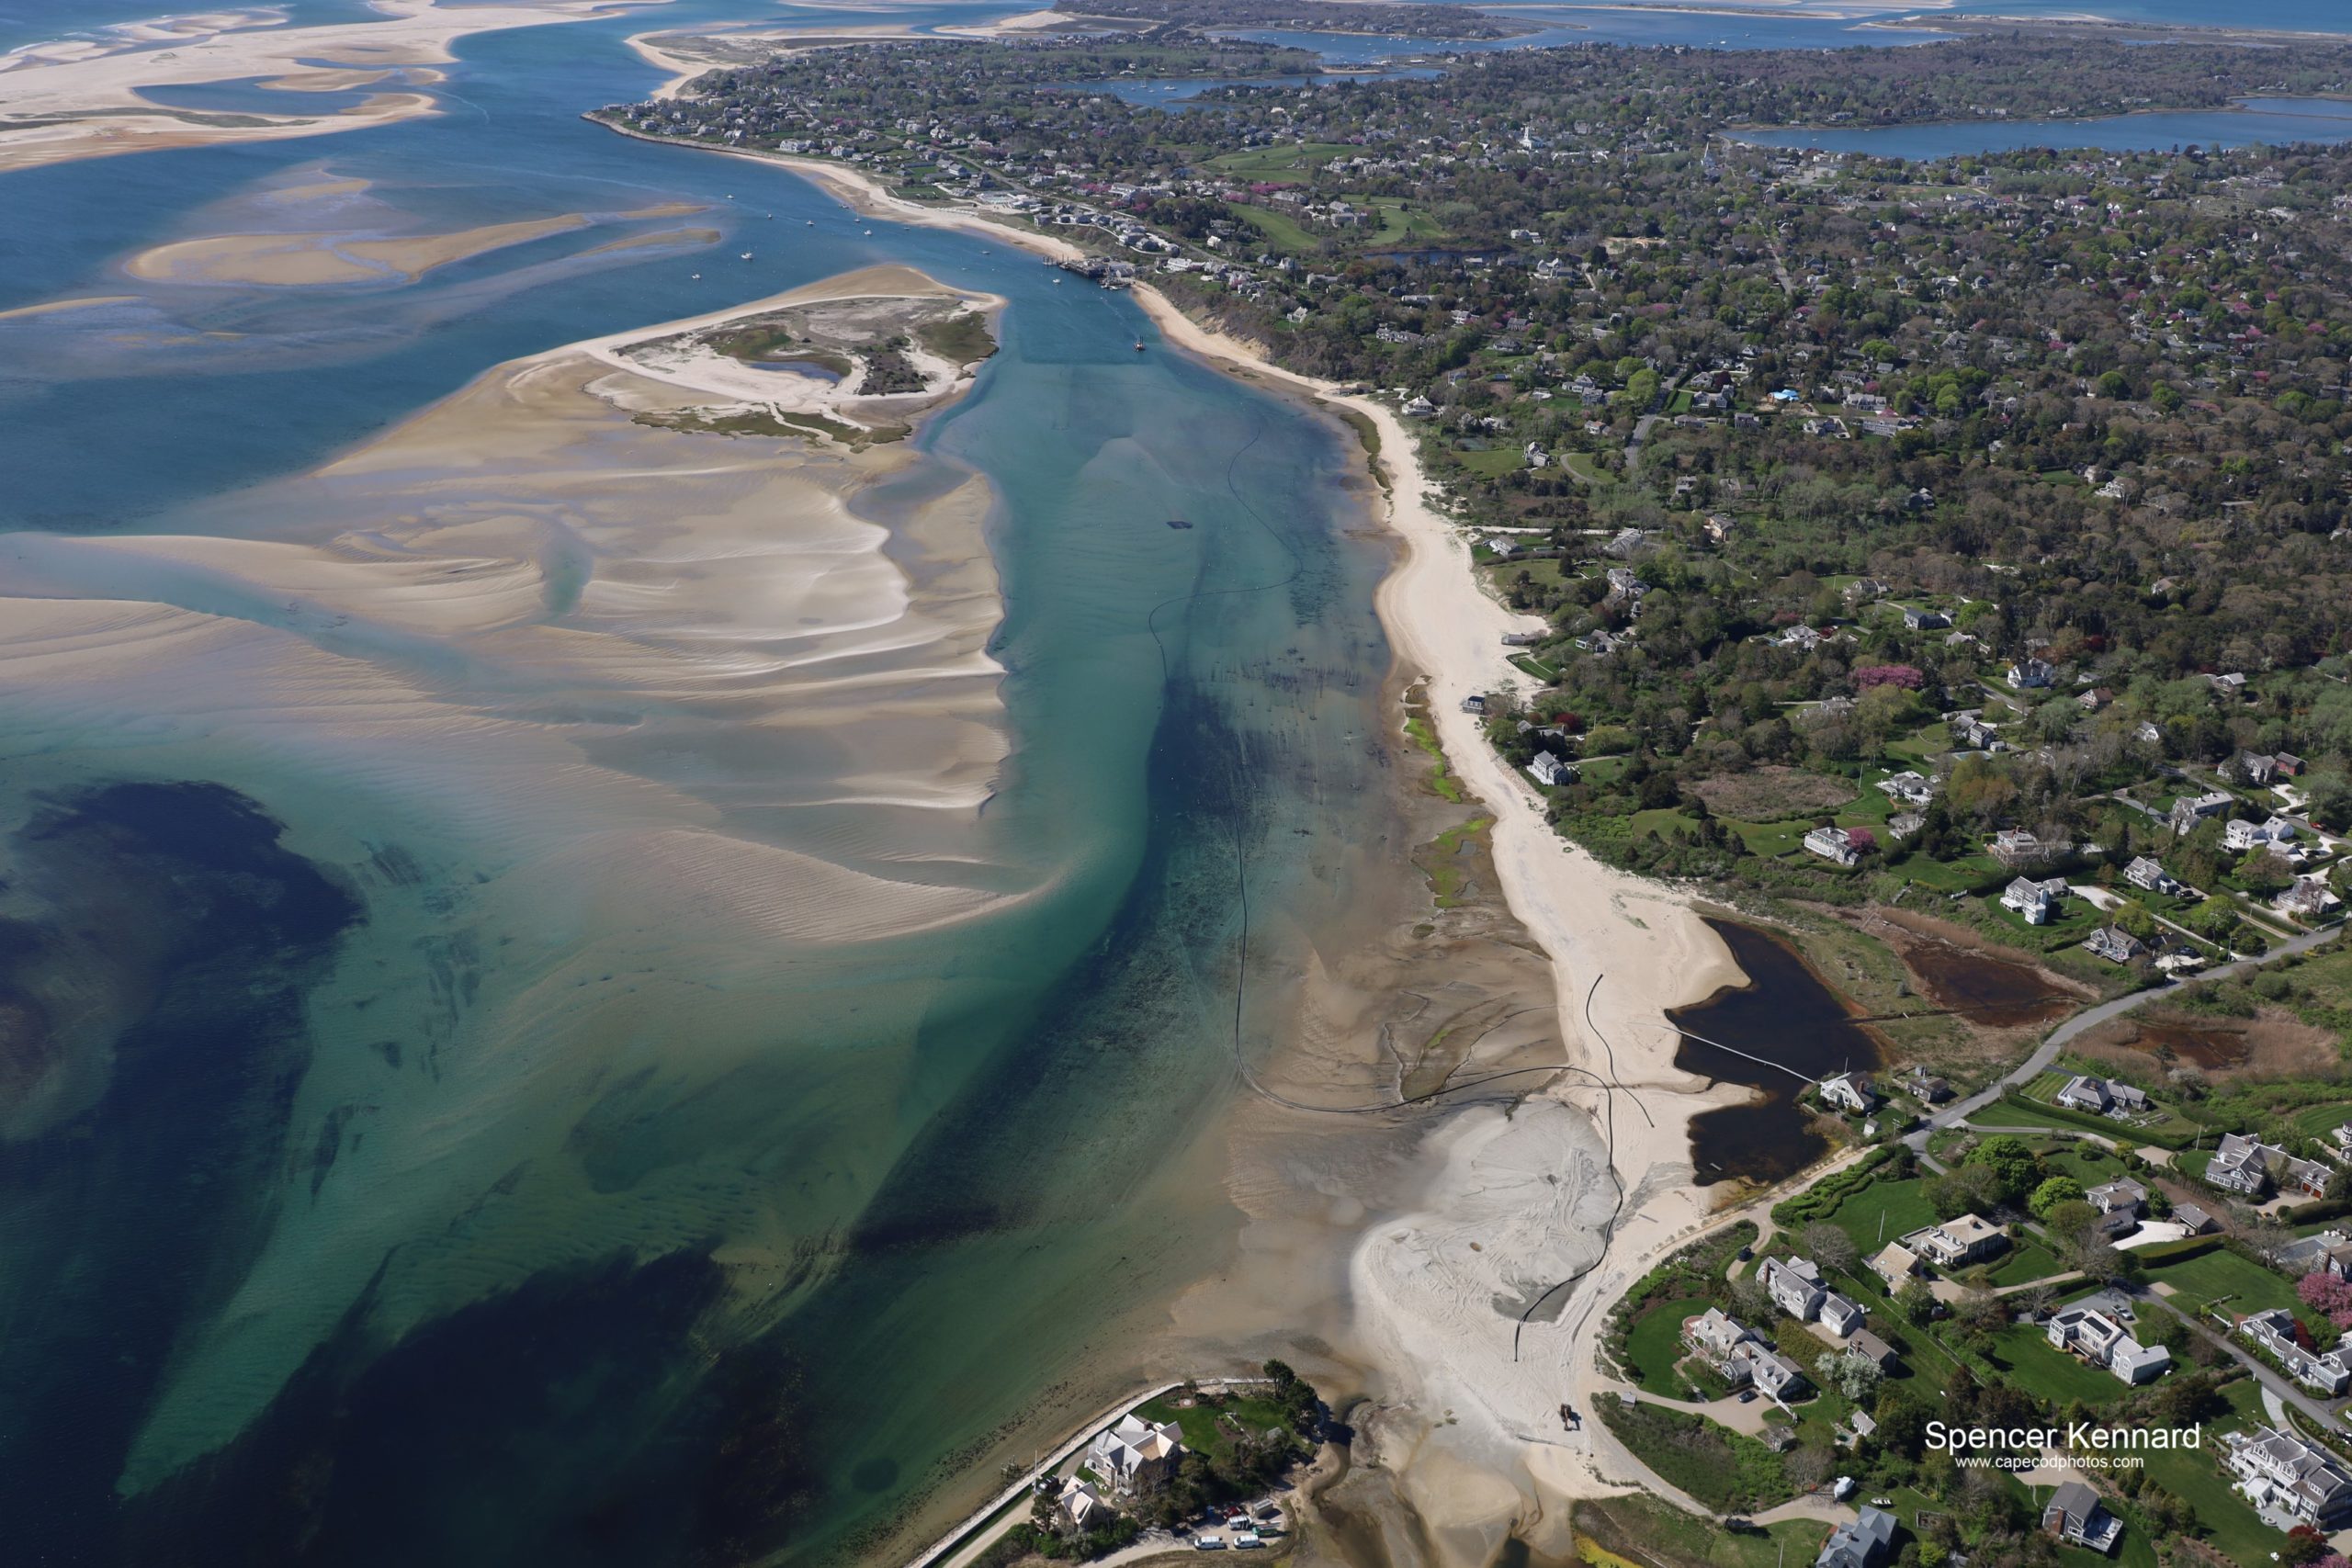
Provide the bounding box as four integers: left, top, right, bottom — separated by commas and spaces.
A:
0, 0, 666, 174
1126, 285, 1768, 1553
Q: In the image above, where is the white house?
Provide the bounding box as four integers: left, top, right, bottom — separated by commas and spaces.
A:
2239, 1308, 2352, 1396
2052, 1075, 2148, 1119
2008, 657, 2055, 688
2226, 1427, 2352, 1528
1902, 1213, 2007, 1270
2047, 1303, 2170, 1384
1818, 1292, 1865, 1337
1874, 771, 1937, 807
1817, 1071, 1877, 1114
1087, 1414, 1187, 1496
1804, 825, 1863, 867
2001, 874, 2066, 924
2277, 875, 2343, 919
2084, 926, 2146, 965
2086, 1178, 2146, 1216
1527, 752, 1575, 787
2210, 1133, 2331, 1200
2123, 856, 2182, 897
1758, 1257, 1826, 1322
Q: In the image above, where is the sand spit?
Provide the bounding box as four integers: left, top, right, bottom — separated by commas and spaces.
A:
0, 0, 668, 174
0, 270, 1027, 1480
126, 214, 596, 287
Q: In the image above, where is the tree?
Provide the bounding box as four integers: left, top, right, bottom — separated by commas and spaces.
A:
2028, 1175, 2086, 1220
1896, 1277, 1937, 1326
1824, 1347, 1884, 1403
1963, 1135, 2040, 1203
1803, 1221, 1860, 1279
2298, 1270, 2352, 1332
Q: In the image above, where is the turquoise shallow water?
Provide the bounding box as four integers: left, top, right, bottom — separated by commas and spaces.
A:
0, 3, 1390, 1562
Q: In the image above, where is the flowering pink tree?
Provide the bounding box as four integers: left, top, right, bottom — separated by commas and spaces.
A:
2297, 1269, 2352, 1331
1854, 664, 1925, 691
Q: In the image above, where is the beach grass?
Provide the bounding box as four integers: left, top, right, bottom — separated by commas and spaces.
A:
1593, 1399, 1794, 1514
1572, 1492, 1829, 1568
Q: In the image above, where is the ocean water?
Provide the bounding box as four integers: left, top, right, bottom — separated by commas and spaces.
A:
0, 3, 1393, 1563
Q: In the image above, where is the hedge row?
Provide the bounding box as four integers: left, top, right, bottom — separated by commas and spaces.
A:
2129, 1235, 2223, 1268
1770, 1146, 1899, 1227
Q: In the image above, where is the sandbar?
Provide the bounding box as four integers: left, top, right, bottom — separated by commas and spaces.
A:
125, 213, 594, 286
0, 0, 670, 174
0, 265, 1028, 1485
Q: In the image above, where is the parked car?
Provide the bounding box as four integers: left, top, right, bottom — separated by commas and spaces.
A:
1194, 1540, 1227, 1552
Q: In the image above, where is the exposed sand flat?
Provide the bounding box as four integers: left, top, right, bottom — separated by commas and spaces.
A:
0, 0, 669, 174
1122, 288, 1758, 1561
0, 268, 1031, 1485
0, 8, 286, 74
256, 65, 397, 92
126, 215, 600, 286
576, 224, 721, 257
0, 294, 141, 321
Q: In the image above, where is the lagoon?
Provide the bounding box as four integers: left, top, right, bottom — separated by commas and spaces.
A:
1738, 95, 2352, 160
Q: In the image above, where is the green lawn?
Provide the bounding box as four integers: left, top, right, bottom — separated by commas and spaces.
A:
2131, 1376, 2277, 1568
1987, 1239, 2067, 1287
1453, 443, 1523, 479
1202, 141, 1351, 182
2290, 1100, 2352, 1137
1984, 1321, 2126, 1407
1362, 196, 1446, 247
2041, 1145, 2126, 1185
1623, 1297, 1713, 1396
1132, 1390, 1294, 1463
1629, 807, 1702, 842
1823, 1176, 1941, 1260
1563, 451, 1614, 484
1887, 851, 2004, 892
1225, 199, 1319, 254
1727, 817, 1815, 857
2142, 1247, 2304, 1325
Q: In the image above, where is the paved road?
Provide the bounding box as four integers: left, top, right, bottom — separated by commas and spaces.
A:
2155, 1287, 2346, 1434
1905, 922, 2344, 1151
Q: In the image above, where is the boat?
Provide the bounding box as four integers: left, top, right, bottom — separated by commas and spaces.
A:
690, 272, 701, 279
740, 252, 754, 261
1134, 339, 1145, 352
1164, 518, 1193, 530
